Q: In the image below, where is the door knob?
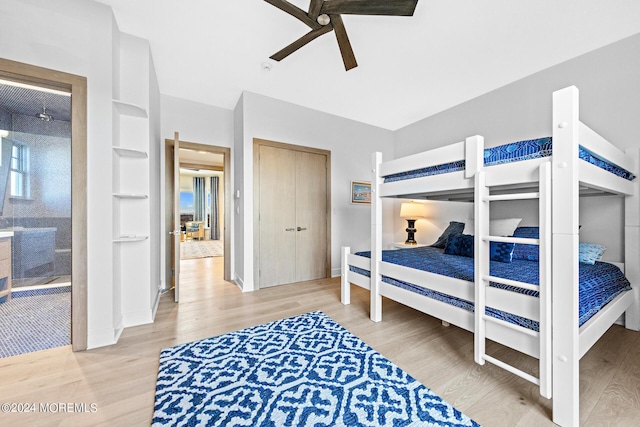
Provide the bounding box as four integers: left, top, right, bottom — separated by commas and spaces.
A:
297, 227, 307, 231
169, 229, 181, 235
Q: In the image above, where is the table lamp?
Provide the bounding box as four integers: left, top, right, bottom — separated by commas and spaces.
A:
400, 202, 427, 244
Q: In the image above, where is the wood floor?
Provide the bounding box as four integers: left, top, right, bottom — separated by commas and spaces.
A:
1, 256, 639, 426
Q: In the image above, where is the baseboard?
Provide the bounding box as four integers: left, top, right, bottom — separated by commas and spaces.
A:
122, 309, 153, 328
87, 326, 119, 349
113, 317, 124, 343
151, 289, 161, 320
331, 267, 341, 278
234, 275, 245, 292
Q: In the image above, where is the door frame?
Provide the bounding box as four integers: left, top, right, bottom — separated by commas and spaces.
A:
0, 58, 88, 351
253, 138, 331, 288
165, 138, 231, 283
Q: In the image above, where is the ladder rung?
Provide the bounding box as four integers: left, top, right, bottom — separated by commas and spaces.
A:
482, 236, 539, 245
482, 275, 540, 293
482, 314, 539, 338
483, 354, 540, 386
484, 192, 540, 202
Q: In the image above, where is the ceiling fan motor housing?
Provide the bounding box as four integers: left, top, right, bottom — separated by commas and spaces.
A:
317, 14, 330, 25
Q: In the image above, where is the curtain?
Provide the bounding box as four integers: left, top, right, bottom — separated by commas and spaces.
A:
193, 177, 206, 222
210, 176, 220, 240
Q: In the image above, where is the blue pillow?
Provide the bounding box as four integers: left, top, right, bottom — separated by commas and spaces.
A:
444, 233, 474, 257
444, 234, 515, 263
512, 226, 539, 261
430, 221, 465, 249
490, 241, 516, 263
579, 243, 605, 265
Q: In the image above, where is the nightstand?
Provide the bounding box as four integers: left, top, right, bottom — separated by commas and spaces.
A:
391, 242, 429, 250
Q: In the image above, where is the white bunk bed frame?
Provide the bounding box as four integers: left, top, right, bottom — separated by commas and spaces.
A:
340, 86, 640, 427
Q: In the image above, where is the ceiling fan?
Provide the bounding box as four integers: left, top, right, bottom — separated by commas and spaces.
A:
264, 0, 419, 71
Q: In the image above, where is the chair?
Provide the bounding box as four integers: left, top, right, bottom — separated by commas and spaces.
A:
185, 221, 204, 240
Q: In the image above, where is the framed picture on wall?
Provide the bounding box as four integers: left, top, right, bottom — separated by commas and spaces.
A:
351, 181, 371, 204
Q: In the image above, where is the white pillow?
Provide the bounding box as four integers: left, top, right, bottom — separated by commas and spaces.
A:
464, 219, 475, 235
463, 218, 522, 236
492, 218, 522, 236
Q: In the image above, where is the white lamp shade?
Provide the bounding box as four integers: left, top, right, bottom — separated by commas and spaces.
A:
400, 202, 427, 219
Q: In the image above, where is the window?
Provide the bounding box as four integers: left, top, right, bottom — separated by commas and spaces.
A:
179, 192, 194, 214
10, 143, 30, 198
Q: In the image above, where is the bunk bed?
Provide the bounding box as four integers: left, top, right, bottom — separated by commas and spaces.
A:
340, 86, 640, 427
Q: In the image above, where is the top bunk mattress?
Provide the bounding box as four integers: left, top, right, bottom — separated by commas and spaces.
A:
351, 246, 631, 329
383, 137, 636, 183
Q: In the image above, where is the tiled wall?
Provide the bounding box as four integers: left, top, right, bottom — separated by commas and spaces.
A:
0, 107, 10, 130
1, 112, 71, 277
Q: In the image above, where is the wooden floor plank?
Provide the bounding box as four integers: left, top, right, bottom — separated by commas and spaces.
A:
583, 329, 640, 426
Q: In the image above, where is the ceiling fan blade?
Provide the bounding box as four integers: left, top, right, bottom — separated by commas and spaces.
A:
321, 0, 418, 16
264, 0, 321, 29
270, 25, 334, 62
308, 0, 324, 20
330, 15, 357, 71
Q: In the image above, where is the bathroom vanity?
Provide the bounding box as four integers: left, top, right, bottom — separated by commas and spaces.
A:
0, 231, 13, 302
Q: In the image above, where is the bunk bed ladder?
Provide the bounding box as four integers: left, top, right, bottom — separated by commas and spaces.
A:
474, 162, 552, 399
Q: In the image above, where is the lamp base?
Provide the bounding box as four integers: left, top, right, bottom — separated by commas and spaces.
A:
405, 219, 417, 244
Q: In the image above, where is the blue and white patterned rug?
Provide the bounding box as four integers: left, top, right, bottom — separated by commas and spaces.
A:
153, 311, 479, 426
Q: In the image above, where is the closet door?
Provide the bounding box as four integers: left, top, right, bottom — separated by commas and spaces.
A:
255, 140, 330, 289
258, 145, 297, 287
295, 151, 327, 282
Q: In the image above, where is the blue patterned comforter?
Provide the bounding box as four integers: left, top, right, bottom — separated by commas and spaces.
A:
351, 246, 631, 331
384, 137, 636, 182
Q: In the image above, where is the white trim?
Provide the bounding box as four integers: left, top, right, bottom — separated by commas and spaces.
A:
370, 152, 383, 322
579, 122, 635, 172
579, 290, 634, 358
379, 141, 465, 177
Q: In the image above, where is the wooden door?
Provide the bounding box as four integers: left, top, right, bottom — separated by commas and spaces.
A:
256, 141, 330, 288
258, 145, 297, 287
295, 151, 327, 282
172, 132, 181, 302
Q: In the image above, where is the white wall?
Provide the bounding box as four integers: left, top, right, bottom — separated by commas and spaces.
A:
159, 95, 235, 289
235, 91, 395, 290
233, 95, 245, 288
149, 45, 162, 312
394, 33, 640, 262
161, 95, 233, 146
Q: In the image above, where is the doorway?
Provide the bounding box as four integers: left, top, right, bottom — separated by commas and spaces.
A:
165, 137, 231, 300
178, 152, 224, 259
0, 58, 87, 354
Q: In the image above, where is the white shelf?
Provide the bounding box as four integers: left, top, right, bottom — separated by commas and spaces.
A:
112, 100, 148, 118
113, 193, 148, 199
113, 235, 149, 243
113, 146, 148, 158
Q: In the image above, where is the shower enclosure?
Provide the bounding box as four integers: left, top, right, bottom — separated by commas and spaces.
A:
0, 80, 72, 357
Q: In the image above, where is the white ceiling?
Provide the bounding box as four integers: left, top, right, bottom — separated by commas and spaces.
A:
97, 0, 640, 130
179, 147, 224, 170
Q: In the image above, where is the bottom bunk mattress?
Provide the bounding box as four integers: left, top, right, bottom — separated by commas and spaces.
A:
350, 246, 631, 331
